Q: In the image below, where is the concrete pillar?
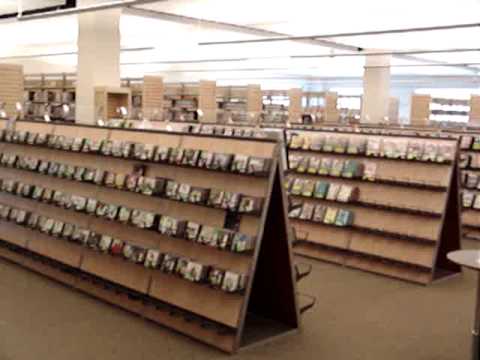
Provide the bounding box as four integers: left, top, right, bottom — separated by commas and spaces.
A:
361, 54, 391, 123
76, 0, 121, 124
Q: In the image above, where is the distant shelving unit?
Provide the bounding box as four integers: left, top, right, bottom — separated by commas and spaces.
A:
411, 93, 472, 126
261, 88, 302, 124
24, 73, 76, 122
216, 85, 262, 123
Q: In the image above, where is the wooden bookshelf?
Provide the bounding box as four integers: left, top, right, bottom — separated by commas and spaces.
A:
285, 128, 461, 284
217, 85, 263, 124
262, 90, 290, 124
24, 73, 75, 122
0, 119, 299, 353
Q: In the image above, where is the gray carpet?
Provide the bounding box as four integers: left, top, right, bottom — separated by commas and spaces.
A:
0, 241, 478, 360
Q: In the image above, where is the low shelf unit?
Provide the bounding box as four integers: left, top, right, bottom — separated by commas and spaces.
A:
285, 128, 461, 284
0, 119, 299, 353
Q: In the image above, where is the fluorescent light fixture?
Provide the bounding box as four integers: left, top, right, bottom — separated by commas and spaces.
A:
0, 46, 154, 60
17, 0, 166, 21
121, 57, 248, 66
292, 48, 480, 59
198, 22, 480, 46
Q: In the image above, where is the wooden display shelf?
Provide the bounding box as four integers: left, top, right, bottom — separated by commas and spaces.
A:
291, 217, 437, 244
287, 128, 461, 284
0, 119, 300, 353
286, 170, 447, 192
289, 190, 443, 217
285, 122, 480, 243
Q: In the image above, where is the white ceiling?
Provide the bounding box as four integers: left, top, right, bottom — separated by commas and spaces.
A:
0, 0, 479, 87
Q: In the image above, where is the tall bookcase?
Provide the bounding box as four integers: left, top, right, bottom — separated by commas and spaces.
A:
285, 128, 461, 284
23, 73, 75, 121
0, 120, 299, 353
216, 85, 263, 123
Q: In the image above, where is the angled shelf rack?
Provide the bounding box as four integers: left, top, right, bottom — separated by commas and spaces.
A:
285, 128, 461, 285
0, 119, 299, 353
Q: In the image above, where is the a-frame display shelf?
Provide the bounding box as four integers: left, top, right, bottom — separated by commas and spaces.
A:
285, 128, 462, 285
0, 119, 299, 353
447, 128, 480, 241
284, 122, 480, 243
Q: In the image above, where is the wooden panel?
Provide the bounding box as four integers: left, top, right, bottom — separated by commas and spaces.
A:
345, 255, 432, 284
0, 192, 38, 212
410, 94, 431, 125
109, 128, 181, 148
180, 136, 276, 158
463, 210, 480, 227
349, 232, 435, 267
246, 85, 262, 114
0, 245, 28, 265
16, 121, 54, 134
291, 219, 351, 249
74, 280, 145, 314
142, 76, 164, 120
143, 305, 236, 353
27, 232, 83, 268
54, 124, 110, 141
0, 220, 31, 248
0, 64, 23, 116
198, 80, 217, 123
324, 92, 339, 122
288, 88, 303, 123
238, 215, 261, 238
149, 271, 244, 328
81, 251, 150, 293
470, 95, 480, 124
294, 242, 345, 265
22, 255, 80, 286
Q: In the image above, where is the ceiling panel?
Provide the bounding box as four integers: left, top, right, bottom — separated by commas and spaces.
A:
139, 0, 480, 34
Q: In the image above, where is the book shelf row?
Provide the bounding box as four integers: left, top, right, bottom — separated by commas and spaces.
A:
274, 122, 477, 243
0, 150, 265, 216
288, 131, 455, 164
0, 176, 256, 255
0, 119, 301, 353
285, 128, 460, 284
0, 201, 249, 294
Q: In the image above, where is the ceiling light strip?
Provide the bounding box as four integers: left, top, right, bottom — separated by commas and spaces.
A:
198, 22, 480, 46
121, 58, 248, 65
0, 47, 154, 60
292, 48, 480, 59
17, 0, 166, 21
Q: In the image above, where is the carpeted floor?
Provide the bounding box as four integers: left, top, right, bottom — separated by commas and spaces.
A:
0, 241, 478, 360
